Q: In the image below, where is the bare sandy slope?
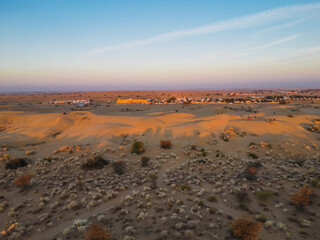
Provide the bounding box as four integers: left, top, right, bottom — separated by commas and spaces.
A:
0, 103, 318, 150
0, 102, 319, 240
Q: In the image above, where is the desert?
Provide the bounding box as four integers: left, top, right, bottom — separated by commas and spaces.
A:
0, 91, 319, 240
1, 1, 320, 239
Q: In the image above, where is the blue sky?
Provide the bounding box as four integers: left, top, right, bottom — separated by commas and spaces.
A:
0, 0, 320, 91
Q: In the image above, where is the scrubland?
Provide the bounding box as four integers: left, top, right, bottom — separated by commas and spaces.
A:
0, 99, 319, 240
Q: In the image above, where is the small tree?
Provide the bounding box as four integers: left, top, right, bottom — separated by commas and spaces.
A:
231, 217, 262, 240
112, 160, 125, 175
84, 224, 111, 240
141, 156, 150, 167
13, 173, 32, 190
290, 185, 313, 210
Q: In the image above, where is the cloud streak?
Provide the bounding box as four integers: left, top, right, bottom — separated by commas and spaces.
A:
253, 18, 307, 35
83, 3, 320, 57
251, 34, 301, 50
211, 34, 301, 60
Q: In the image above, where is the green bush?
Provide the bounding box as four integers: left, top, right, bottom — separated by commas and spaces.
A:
248, 152, 258, 159
311, 178, 320, 188
257, 214, 267, 222
207, 195, 218, 202
201, 148, 208, 157
180, 184, 191, 191
131, 141, 144, 155
198, 200, 205, 208
254, 191, 274, 201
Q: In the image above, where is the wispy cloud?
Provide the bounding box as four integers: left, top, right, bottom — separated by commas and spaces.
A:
251, 45, 320, 65
207, 34, 301, 60
251, 34, 301, 50
288, 45, 320, 58
82, 3, 320, 57
253, 18, 307, 35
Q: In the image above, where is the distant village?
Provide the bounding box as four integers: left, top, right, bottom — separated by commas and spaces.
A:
45, 100, 93, 107
41, 91, 320, 106
116, 94, 320, 105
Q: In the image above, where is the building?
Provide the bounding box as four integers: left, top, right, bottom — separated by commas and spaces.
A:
116, 99, 150, 104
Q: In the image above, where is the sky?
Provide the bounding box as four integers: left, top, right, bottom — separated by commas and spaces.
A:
0, 0, 320, 92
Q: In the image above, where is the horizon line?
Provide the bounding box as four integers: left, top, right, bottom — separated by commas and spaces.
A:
1, 87, 319, 94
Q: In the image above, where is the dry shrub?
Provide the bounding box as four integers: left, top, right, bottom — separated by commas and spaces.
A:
141, 156, 150, 167
243, 162, 261, 181
307, 124, 320, 134
82, 156, 109, 170
13, 173, 32, 189
84, 224, 111, 240
231, 217, 262, 240
112, 160, 125, 175
149, 172, 158, 189
290, 185, 313, 209
160, 140, 172, 149
248, 167, 258, 175
53, 146, 72, 154
5, 158, 28, 170
244, 167, 258, 181
236, 191, 251, 211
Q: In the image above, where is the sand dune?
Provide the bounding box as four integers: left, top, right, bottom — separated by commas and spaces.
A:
0, 104, 318, 149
